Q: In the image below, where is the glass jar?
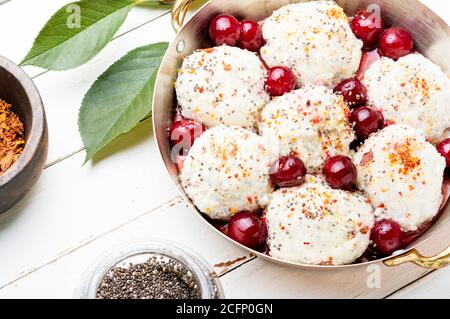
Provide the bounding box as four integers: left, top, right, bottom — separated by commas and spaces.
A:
76, 239, 224, 299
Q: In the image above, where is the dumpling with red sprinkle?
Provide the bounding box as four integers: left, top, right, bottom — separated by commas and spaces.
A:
265, 175, 374, 265
354, 124, 445, 231
180, 125, 273, 220
175, 46, 269, 131
363, 54, 450, 143
259, 85, 355, 173
260, 1, 362, 88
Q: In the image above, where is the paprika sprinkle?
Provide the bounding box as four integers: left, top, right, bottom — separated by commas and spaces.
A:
0, 99, 25, 174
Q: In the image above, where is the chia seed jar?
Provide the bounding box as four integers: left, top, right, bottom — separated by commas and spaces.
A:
76, 239, 224, 299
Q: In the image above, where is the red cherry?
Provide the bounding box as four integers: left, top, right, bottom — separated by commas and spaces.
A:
351, 10, 385, 48
350, 106, 384, 140
379, 27, 414, 60
209, 14, 241, 46
169, 119, 205, 151
322, 155, 356, 190
238, 20, 263, 52
437, 138, 450, 167
269, 155, 307, 187
228, 212, 267, 249
265, 66, 296, 96
370, 219, 405, 255
334, 78, 368, 107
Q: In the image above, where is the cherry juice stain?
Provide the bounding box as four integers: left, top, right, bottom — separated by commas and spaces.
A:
356, 48, 381, 80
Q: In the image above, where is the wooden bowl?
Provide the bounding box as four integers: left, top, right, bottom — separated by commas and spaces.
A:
0, 55, 48, 214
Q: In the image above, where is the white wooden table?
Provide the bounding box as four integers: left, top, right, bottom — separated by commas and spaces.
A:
0, 0, 449, 299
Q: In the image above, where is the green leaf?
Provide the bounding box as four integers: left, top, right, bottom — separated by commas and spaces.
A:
21, 0, 137, 70
78, 42, 169, 162
136, 0, 172, 8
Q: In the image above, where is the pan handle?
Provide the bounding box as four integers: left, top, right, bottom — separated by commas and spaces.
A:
168, 0, 194, 33
383, 246, 450, 269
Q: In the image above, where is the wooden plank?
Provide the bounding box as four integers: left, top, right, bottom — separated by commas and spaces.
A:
219, 227, 450, 298
0, 195, 248, 298
2, 194, 448, 298
33, 14, 174, 164
0, 116, 249, 291
0, 0, 231, 294
0, 0, 448, 299
0, 0, 170, 77
1, 0, 207, 165
0, 118, 175, 285
420, 0, 450, 22
387, 268, 450, 298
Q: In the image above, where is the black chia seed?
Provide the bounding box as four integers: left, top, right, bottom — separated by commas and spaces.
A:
96, 255, 201, 299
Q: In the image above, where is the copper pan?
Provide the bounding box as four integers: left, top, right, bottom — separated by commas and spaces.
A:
153, 0, 450, 270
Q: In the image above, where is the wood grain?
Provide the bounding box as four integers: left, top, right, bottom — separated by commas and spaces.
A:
32, 15, 175, 164
387, 268, 450, 298
0, 196, 247, 298
0, 0, 171, 78
219, 227, 450, 298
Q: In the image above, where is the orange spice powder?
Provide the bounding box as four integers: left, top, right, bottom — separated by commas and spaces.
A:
0, 99, 25, 174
